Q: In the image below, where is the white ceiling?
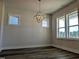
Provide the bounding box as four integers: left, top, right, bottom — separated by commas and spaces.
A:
6, 0, 74, 14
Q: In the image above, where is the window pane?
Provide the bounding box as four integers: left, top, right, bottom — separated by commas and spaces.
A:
42, 20, 48, 27
59, 16, 65, 27
9, 16, 19, 25
69, 26, 78, 38
69, 12, 78, 26
59, 28, 65, 38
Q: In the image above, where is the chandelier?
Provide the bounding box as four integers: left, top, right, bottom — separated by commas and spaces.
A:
34, 0, 44, 23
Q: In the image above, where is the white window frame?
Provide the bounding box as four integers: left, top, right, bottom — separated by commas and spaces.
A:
67, 11, 79, 39
57, 16, 66, 38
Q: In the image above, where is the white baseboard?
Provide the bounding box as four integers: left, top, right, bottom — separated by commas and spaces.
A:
52, 44, 79, 54
2, 44, 79, 54
2, 44, 52, 50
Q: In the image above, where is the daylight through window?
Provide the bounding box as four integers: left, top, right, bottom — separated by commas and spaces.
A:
56, 11, 78, 39
8, 16, 19, 25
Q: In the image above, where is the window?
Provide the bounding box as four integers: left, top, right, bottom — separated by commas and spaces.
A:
57, 16, 65, 38
8, 16, 19, 25
42, 19, 48, 28
68, 11, 78, 38
56, 10, 78, 39
69, 26, 78, 38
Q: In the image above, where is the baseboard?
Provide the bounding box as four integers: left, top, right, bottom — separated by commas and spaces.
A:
2, 44, 52, 50
52, 44, 79, 54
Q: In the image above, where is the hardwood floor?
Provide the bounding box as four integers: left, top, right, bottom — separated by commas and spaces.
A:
0, 47, 79, 59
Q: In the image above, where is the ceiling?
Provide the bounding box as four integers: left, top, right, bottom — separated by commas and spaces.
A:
6, 0, 74, 14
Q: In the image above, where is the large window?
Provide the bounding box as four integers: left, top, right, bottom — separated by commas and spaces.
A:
57, 11, 78, 39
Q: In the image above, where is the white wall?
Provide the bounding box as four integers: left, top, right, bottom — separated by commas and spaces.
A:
2, 4, 52, 49
0, 0, 5, 51
0, 0, 2, 51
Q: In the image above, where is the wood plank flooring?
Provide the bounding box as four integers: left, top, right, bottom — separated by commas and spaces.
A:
0, 47, 79, 59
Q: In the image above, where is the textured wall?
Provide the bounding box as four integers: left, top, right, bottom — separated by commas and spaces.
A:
2, 4, 52, 49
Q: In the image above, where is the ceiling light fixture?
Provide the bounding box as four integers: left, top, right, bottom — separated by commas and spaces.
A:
34, 0, 44, 23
